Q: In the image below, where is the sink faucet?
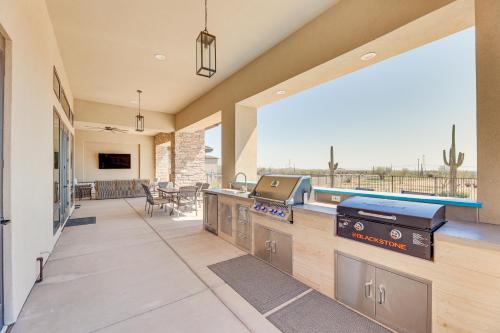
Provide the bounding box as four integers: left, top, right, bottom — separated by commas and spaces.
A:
231, 172, 248, 192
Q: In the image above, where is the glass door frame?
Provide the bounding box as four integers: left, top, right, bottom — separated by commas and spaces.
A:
0, 31, 6, 328
60, 126, 70, 224
53, 109, 61, 234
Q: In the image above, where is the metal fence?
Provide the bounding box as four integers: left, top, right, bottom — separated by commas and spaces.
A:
206, 172, 222, 188
307, 174, 477, 200
206, 172, 477, 200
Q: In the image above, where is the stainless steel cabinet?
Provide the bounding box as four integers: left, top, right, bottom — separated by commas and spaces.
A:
219, 202, 232, 236
203, 193, 218, 234
235, 204, 251, 251
375, 268, 429, 333
254, 224, 293, 274
270, 230, 293, 274
254, 224, 271, 262
335, 252, 431, 333
336, 254, 376, 317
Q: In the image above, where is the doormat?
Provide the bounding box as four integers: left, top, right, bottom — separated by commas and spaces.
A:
208, 255, 309, 314
65, 216, 96, 227
268, 290, 391, 333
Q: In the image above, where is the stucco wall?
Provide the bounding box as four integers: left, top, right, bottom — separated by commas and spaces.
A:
0, 0, 74, 323
75, 129, 155, 182
476, 0, 500, 223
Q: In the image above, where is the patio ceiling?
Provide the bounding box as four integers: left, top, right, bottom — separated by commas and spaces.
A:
46, 0, 339, 113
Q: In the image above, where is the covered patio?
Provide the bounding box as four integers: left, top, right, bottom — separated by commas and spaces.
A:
1, 0, 500, 332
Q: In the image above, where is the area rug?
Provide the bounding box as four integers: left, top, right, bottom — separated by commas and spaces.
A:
65, 216, 96, 227
267, 290, 391, 333
208, 254, 309, 314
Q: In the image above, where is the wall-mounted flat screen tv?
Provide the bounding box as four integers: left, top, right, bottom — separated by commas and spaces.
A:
98, 153, 131, 169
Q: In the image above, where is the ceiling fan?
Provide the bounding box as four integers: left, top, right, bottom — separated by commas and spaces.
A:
84, 125, 128, 134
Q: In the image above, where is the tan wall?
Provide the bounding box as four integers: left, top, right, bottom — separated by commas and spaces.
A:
235, 105, 257, 181
0, 0, 74, 323
174, 0, 458, 186
75, 99, 175, 133
476, 0, 500, 224
75, 129, 155, 182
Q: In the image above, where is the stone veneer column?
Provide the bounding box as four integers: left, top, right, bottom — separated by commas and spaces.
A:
476, 0, 500, 223
173, 130, 206, 187
154, 133, 172, 181
155, 144, 170, 181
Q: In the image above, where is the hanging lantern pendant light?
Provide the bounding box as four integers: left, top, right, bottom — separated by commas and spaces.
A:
135, 90, 145, 132
196, 0, 216, 78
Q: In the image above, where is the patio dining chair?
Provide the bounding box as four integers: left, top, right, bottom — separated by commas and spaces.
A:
174, 186, 199, 216
141, 184, 170, 217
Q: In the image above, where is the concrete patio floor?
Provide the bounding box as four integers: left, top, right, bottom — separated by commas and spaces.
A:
11, 198, 281, 333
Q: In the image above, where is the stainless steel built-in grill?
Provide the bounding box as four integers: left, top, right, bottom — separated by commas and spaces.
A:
337, 197, 446, 260
250, 175, 312, 223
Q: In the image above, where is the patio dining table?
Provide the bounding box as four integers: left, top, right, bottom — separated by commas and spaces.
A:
158, 187, 180, 215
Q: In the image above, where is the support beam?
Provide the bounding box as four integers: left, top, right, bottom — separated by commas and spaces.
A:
476, 0, 500, 223
75, 99, 175, 134
235, 105, 257, 182
220, 105, 258, 187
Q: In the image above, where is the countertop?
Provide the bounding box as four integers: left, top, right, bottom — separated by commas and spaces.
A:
204, 188, 500, 250
435, 220, 500, 251
293, 202, 337, 216
203, 188, 252, 200
314, 187, 483, 208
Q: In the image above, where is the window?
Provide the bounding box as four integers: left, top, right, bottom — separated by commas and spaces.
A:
52, 67, 61, 99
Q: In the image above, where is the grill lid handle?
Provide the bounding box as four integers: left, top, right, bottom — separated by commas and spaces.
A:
358, 210, 397, 221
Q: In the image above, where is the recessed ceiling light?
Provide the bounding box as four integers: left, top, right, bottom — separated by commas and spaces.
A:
361, 52, 377, 61
276, 90, 286, 95
154, 54, 166, 61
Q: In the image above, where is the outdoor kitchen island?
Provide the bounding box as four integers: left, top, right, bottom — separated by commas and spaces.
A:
203, 184, 500, 333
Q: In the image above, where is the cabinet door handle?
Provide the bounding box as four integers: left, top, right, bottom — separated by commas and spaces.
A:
265, 240, 271, 251
378, 286, 386, 304
271, 240, 277, 253
364, 281, 373, 298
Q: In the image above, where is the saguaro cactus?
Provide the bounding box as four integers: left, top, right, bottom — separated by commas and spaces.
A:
443, 124, 464, 196
328, 146, 338, 188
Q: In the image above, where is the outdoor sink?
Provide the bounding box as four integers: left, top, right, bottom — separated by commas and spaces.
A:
221, 188, 250, 195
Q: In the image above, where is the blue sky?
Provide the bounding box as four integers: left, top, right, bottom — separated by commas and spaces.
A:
206, 27, 477, 171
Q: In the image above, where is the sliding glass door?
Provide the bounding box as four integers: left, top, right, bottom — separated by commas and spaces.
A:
60, 127, 70, 223
53, 110, 73, 234
53, 110, 61, 233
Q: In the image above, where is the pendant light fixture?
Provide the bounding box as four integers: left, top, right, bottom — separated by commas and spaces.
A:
196, 0, 216, 78
135, 90, 144, 132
